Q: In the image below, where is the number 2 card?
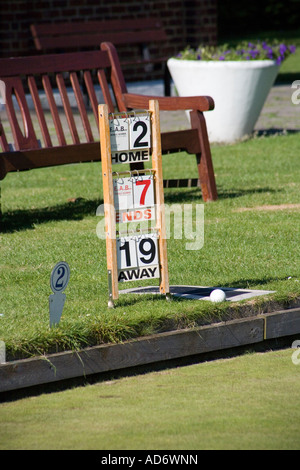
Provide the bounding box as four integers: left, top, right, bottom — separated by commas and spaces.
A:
129, 115, 151, 150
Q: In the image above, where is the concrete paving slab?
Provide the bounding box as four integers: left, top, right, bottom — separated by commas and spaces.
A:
119, 285, 275, 302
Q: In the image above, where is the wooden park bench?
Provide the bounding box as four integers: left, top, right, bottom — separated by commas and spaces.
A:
0, 41, 217, 217
30, 18, 172, 96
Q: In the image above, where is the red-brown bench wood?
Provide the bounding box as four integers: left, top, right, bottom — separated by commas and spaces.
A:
0, 42, 217, 216
30, 18, 172, 96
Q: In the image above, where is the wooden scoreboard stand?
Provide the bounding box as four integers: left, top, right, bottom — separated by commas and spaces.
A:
99, 100, 170, 307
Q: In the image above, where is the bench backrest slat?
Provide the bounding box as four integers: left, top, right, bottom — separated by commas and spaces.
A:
31, 18, 167, 51
42, 74, 67, 147
35, 30, 168, 51
5, 77, 40, 151
0, 51, 111, 76
0, 50, 114, 152
56, 73, 80, 145
0, 41, 218, 203
28, 75, 53, 147
32, 18, 164, 36
83, 70, 100, 123
70, 72, 94, 143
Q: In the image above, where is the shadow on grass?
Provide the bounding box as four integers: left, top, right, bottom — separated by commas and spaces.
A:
117, 276, 288, 306
164, 186, 281, 204
219, 276, 286, 289
1, 183, 283, 232
0, 197, 103, 233
276, 72, 300, 84
254, 128, 300, 137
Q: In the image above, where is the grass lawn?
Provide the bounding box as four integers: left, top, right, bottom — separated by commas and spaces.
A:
1, 348, 299, 450
0, 28, 299, 453
0, 130, 299, 360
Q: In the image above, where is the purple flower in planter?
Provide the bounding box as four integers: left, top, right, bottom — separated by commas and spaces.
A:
266, 46, 273, 59
279, 43, 287, 55
174, 40, 296, 62
250, 49, 259, 59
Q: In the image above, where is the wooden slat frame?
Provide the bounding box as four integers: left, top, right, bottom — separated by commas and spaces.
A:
0, 122, 10, 153
98, 104, 119, 303
70, 72, 94, 143
0, 42, 217, 203
0, 51, 113, 154
98, 101, 169, 305
28, 75, 53, 148
149, 100, 170, 297
0, 51, 113, 151
31, 18, 165, 36
84, 70, 100, 126
0, 50, 111, 77
97, 69, 114, 113
42, 75, 67, 147
30, 18, 167, 51
0, 50, 113, 153
56, 73, 80, 145
4, 77, 39, 151
34, 30, 167, 51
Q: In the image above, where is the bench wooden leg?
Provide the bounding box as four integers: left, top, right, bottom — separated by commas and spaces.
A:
0, 183, 2, 225
190, 110, 218, 202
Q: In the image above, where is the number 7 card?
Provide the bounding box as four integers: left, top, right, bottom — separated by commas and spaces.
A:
113, 175, 155, 223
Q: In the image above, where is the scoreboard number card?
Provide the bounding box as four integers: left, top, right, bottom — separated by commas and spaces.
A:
109, 114, 129, 152
111, 112, 151, 165
133, 174, 155, 208
129, 114, 151, 150
117, 233, 159, 283
113, 177, 134, 211
113, 173, 155, 218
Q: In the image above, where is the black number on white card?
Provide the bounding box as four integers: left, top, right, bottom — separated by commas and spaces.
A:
55, 266, 65, 288
133, 121, 149, 148
119, 241, 131, 267
119, 237, 156, 267
139, 238, 156, 264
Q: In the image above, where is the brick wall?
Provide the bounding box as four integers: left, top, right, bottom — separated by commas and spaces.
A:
0, 0, 218, 82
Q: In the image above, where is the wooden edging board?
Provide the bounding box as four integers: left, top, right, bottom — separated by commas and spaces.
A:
0, 307, 300, 393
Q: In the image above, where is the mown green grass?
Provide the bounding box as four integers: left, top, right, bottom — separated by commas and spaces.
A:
0, 131, 299, 359
1, 348, 299, 450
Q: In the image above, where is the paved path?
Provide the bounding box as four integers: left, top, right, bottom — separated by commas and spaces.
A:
159, 84, 300, 135
1, 82, 299, 142
254, 84, 300, 134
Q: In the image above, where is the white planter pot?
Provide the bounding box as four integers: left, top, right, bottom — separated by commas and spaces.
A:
167, 58, 280, 143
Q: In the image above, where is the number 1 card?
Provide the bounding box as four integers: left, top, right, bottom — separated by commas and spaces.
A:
109, 115, 129, 152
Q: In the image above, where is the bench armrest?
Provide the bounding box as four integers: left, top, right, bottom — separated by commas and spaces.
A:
122, 93, 214, 112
